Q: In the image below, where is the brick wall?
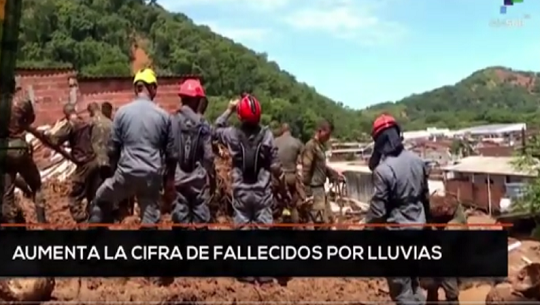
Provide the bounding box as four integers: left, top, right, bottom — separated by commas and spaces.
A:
445, 177, 515, 212
16, 68, 184, 125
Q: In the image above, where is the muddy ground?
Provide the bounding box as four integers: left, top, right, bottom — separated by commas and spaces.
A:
16, 181, 506, 304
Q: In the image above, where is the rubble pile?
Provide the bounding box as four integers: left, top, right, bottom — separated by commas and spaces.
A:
430, 192, 460, 219
26, 120, 76, 183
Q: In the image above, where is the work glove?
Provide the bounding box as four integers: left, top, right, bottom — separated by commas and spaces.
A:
227, 99, 239, 111
35, 206, 48, 223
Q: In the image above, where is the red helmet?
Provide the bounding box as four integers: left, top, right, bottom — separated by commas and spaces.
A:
372, 114, 398, 138
237, 94, 261, 124
178, 79, 205, 97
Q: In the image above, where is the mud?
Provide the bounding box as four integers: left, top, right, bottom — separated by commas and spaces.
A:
16, 181, 393, 304
16, 180, 511, 303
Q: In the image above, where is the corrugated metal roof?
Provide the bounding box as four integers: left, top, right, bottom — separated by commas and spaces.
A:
455, 123, 526, 135
441, 156, 536, 177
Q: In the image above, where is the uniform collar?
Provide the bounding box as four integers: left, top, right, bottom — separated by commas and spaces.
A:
180, 105, 201, 122
134, 94, 153, 103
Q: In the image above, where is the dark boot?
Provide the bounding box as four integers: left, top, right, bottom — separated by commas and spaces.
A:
147, 277, 174, 286
237, 277, 256, 284
276, 277, 291, 286
446, 298, 459, 305
257, 277, 274, 285
35, 206, 47, 223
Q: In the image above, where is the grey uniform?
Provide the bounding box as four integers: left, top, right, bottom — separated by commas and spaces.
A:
366, 149, 429, 305
90, 97, 177, 224
213, 109, 280, 227
171, 106, 214, 225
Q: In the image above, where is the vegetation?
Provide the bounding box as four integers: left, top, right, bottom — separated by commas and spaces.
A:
365, 68, 540, 130
17, 0, 540, 141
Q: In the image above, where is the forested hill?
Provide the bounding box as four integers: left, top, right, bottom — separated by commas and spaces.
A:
17, 0, 364, 141
363, 67, 540, 130
16, 0, 540, 141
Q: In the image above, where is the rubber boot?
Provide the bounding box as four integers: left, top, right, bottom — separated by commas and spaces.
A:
35, 207, 47, 223
276, 277, 292, 287
257, 277, 274, 285
446, 298, 459, 305
237, 277, 256, 284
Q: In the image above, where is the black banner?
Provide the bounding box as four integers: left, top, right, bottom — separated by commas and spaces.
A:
1, 230, 507, 277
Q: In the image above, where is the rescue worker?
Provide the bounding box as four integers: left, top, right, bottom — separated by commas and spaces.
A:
301, 120, 343, 229
214, 95, 281, 285
101, 102, 113, 120
41, 104, 100, 223
365, 114, 429, 305
3, 77, 47, 225
425, 203, 465, 305
88, 68, 177, 226
171, 78, 214, 227
275, 123, 303, 224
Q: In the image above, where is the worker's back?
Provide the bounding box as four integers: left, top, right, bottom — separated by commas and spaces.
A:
113, 97, 171, 177
377, 150, 428, 227
275, 132, 303, 173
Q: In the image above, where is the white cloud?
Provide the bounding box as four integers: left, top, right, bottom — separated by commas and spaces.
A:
284, 0, 406, 45
199, 21, 271, 43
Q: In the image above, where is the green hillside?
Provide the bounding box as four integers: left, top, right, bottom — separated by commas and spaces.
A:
16, 0, 364, 141
363, 67, 540, 130
16, 0, 540, 140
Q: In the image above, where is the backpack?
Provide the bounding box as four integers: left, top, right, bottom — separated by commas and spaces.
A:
178, 118, 206, 172
232, 126, 270, 184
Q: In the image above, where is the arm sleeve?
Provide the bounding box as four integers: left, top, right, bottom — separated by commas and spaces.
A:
48, 122, 72, 146
22, 99, 36, 126
107, 112, 123, 163
164, 114, 178, 169
202, 123, 215, 174
301, 143, 314, 185
213, 109, 233, 143
325, 164, 340, 180
421, 163, 432, 222
365, 167, 390, 224
265, 130, 281, 175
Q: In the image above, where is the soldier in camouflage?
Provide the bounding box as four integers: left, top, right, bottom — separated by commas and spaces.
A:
101, 102, 113, 120
301, 120, 343, 229
275, 123, 304, 224
88, 103, 112, 175
39, 104, 100, 223
3, 77, 47, 225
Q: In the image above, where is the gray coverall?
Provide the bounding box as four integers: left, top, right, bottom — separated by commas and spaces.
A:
89, 97, 177, 224
171, 106, 214, 225
366, 150, 429, 305
213, 109, 280, 227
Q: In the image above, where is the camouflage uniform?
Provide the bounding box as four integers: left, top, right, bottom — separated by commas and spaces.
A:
426, 204, 466, 305
3, 90, 46, 224
2, 87, 46, 223
275, 131, 303, 223
46, 117, 100, 223
89, 112, 131, 221
301, 138, 338, 228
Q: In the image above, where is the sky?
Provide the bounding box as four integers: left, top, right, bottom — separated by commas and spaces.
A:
160, 0, 540, 109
